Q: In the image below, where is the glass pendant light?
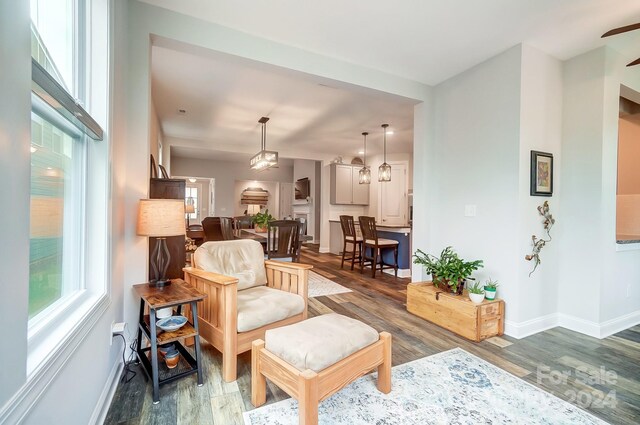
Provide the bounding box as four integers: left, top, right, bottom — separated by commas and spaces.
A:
250, 117, 278, 170
378, 124, 391, 182
358, 131, 371, 184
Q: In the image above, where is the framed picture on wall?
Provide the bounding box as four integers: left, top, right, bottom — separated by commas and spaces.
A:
530, 150, 553, 196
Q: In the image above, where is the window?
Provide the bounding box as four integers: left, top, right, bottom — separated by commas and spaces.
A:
29, 113, 84, 319
27, 0, 108, 371
186, 186, 199, 220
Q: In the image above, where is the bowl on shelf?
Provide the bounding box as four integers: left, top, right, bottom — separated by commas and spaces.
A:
156, 315, 188, 332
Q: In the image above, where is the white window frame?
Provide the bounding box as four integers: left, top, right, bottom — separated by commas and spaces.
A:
26, 0, 110, 376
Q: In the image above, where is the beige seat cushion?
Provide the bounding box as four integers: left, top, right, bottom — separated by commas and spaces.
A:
194, 239, 267, 291
365, 238, 398, 246
265, 313, 379, 372
345, 236, 363, 242
237, 286, 305, 332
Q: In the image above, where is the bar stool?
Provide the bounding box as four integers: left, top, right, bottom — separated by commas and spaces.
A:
358, 216, 399, 278
339, 215, 363, 270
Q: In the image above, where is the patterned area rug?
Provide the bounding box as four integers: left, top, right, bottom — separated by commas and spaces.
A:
307, 271, 352, 298
244, 348, 605, 425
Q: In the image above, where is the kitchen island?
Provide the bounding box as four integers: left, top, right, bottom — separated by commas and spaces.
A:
328, 220, 412, 277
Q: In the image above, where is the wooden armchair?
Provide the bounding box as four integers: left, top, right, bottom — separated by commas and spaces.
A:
183, 239, 312, 382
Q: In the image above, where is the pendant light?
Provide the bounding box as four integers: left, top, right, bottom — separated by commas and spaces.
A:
250, 117, 278, 170
378, 123, 391, 182
358, 132, 371, 184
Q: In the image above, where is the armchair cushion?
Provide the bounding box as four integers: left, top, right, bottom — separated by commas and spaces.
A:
237, 286, 305, 332
194, 239, 267, 291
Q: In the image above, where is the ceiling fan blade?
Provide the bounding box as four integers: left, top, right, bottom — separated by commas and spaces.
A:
602, 22, 640, 37
627, 57, 640, 67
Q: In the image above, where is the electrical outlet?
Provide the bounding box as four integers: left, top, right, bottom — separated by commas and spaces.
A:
111, 322, 126, 345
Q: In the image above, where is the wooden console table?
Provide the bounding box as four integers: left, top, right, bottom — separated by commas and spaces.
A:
407, 281, 504, 342
134, 279, 207, 403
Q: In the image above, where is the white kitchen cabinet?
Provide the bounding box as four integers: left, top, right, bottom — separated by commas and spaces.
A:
329, 163, 369, 205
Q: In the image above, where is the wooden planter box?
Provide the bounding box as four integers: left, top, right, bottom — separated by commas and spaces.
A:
407, 281, 504, 342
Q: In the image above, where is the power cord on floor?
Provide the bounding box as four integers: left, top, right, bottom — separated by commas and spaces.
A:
117, 333, 137, 384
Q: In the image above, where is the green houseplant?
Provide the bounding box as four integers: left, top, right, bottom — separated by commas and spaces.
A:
251, 209, 273, 233
413, 246, 484, 295
467, 281, 485, 304
484, 279, 499, 300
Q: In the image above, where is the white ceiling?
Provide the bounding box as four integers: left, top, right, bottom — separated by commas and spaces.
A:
147, 0, 640, 162
141, 0, 640, 85
152, 45, 416, 159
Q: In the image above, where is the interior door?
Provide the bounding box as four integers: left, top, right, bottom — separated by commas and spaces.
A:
379, 163, 408, 225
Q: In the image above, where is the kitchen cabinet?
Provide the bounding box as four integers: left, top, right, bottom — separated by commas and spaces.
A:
329, 164, 369, 205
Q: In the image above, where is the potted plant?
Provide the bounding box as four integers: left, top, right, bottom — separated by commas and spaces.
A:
484, 279, 499, 300
252, 209, 273, 233
413, 246, 484, 295
467, 281, 485, 304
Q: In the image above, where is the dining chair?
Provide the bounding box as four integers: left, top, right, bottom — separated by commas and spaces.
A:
266, 220, 300, 262
339, 215, 362, 270
358, 216, 399, 278
202, 217, 234, 242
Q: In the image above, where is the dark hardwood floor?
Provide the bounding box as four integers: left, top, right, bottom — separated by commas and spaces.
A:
105, 245, 640, 424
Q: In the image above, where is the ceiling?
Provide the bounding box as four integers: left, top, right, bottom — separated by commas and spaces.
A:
141, 0, 640, 85
147, 0, 640, 162
152, 45, 416, 160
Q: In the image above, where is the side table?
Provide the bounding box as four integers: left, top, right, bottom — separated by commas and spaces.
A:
133, 279, 207, 403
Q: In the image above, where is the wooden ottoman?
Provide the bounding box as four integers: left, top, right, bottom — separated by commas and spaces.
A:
251, 313, 392, 425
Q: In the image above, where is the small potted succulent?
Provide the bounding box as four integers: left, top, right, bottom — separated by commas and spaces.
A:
467, 281, 485, 304
413, 246, 484, 295
251, 209, 273, 233
484, 279, 499, 300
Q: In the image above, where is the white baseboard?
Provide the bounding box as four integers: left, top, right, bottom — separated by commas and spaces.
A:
382, 268, 412, 278
557, 314, 601, 338
505, 314, 559, 339
89, 359, 123, 425
598, 310, 640, 338
504, 310, 640, 340
318, 246, 330, 253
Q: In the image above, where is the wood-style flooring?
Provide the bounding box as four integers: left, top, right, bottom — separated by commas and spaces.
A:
105, 245, 640, 425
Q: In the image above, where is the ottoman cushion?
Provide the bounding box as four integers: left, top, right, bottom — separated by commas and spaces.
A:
264, 313, 379, 372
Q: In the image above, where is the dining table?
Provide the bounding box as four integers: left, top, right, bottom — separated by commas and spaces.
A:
237, 228, 313, 244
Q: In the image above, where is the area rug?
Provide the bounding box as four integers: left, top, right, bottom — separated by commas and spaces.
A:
307, 271, 352, 298
243, 347, 605, 425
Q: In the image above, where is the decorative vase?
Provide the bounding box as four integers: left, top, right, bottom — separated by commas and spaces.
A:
433, 277, 465, 295
254, 225, 267, 233
484, 287, 497, 300
469, 292, 485, 304
164, 349, 180, 369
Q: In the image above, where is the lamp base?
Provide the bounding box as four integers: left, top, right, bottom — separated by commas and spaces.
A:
149, 279, 172, 288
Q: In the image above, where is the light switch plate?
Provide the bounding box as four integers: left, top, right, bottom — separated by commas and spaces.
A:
464, 204, 477, 217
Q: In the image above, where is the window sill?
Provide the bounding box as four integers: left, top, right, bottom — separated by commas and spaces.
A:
28, 292, 108, 375
0, 294, 110, 424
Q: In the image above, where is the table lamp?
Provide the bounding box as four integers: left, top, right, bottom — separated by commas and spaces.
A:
137, 199, 186, 287
185, 197, 195, 227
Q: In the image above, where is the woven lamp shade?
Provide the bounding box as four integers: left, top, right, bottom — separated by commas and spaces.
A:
137, 199, 186, 237
185, 204, 195, 214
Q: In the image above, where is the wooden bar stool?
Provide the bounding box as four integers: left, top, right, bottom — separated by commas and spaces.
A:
339, 215, 363, 270
358, 216, 399, 278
